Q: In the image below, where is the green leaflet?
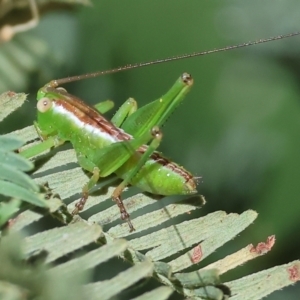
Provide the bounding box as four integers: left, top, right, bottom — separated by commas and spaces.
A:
0, 93, 48, 224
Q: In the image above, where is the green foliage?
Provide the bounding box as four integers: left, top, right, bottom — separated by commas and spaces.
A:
0, 199, 21, 228
0, 0, 91, 92
0, 233, 89, 300
0, 93, 49, 225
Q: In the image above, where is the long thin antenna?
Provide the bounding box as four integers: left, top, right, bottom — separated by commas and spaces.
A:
49, 31, 300, 88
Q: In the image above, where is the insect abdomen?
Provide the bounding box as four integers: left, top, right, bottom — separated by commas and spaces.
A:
116, 152, 197, 195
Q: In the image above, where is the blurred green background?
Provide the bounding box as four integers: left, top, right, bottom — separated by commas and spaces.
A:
1, 0, 300, 299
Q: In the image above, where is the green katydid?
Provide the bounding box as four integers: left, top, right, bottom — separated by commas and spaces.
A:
25, 73, 196, 232
21, 31, 300, 232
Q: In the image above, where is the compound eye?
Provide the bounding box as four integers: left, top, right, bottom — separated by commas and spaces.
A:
37, 97, 52, 113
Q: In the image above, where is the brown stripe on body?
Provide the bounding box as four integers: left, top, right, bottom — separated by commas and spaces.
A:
139, 145, 195, 185
54, 93, 132, 142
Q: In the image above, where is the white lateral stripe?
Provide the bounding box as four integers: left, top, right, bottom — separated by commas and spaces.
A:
53, 104, 117, 143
